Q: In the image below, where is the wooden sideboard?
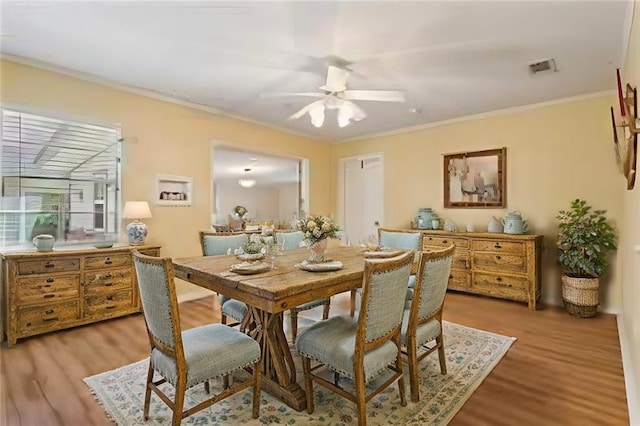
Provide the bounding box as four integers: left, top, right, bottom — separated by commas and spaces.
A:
388, 229, 543, 310
424, 230, 542, 310
1, 244, 160, 346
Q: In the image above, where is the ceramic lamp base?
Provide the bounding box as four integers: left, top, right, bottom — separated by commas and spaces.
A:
126, 220, 148, 245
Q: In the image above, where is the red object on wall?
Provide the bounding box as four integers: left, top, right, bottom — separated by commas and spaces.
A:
617, 68, 626, 116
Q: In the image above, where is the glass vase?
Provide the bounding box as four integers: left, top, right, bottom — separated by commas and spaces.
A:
307, 239, 328, 263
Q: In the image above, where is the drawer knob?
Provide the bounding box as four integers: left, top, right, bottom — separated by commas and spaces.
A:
496, 277, 503, 282
442, 240, 448, 244
105, 260, 113, 265
46, 278, 54, 283
495, 255, 502, 260
106, 295, 114, 301
449, 275, 453, 279
45, 263, 54, 269
43, 294, 55, 299
494, 243, 502, 249
104, 282, 114, 287
45, 309, 54, 314
103, 273, 113, 279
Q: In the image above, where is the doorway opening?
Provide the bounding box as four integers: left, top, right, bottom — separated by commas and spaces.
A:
211, 144, 309, 231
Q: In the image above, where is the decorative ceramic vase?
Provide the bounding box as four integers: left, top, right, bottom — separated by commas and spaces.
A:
32, 234, 55, 252
308, 239, 328, 263
126, 220, 148, 245
503, 211, 528, 234
488, 216, 504, 233
417, 208, 434, 229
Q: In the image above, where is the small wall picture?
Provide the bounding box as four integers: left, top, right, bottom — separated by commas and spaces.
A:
444, 147, 506, 208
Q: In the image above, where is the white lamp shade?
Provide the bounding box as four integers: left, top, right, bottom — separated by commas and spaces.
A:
122, 201, 152, 219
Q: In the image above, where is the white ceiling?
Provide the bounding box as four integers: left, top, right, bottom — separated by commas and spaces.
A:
0, 1, 631, 142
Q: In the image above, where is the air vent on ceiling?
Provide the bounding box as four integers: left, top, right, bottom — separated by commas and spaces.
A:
529, 58, 557, 74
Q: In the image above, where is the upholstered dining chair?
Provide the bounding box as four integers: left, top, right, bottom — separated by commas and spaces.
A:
401, 245, 454, 402
275, 230, 332, 343
199, 231, 249, 327
132, 250, 261, 425
296, 250, 414, 426
350, 229, 422, 316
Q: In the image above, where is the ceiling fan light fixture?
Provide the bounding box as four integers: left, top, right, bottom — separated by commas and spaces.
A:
309, 104, 325, 127
337, 104, 354, 128
238, 168, 257, 188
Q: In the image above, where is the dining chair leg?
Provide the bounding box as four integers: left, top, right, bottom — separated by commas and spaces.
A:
350, 290, 356, 317
407, 340, 420, 402
302, 356, 315, 414
221, 314, 228, 325
252, 360, 262, 419
171, 380, 186, 426
396, 350, 407, 407
436, 333, 447, 374
354, 369, 367, 426
290, 310, 298, 344
143, 361, 154, 420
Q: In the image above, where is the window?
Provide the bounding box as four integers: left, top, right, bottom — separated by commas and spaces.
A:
1, 109, 121, 247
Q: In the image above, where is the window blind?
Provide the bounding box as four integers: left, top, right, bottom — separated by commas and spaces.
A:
1, 109, 121, 246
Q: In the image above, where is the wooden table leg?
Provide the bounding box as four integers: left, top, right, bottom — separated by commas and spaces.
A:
250, 307, 306, 411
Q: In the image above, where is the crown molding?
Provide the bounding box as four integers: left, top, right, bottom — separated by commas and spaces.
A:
333, 90, 615, 144
1, 54, 323, 142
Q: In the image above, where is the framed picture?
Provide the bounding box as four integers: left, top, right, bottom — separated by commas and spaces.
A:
444, 147, 506, 208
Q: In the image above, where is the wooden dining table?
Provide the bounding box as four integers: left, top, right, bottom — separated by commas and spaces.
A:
172, 245, 366, 411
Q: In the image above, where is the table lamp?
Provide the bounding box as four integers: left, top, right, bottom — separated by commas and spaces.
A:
122, 201, 152, 245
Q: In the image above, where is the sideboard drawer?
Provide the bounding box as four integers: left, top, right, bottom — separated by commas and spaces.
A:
452, 250, 470, 270
448, 270, 471, 289
85, 253, 132, 270
18, 275, 80, 304
18, 300, 80, 334
472, 272, 529, 301
470, 240, 524, 255
423, 236, 469, 249
84, 289, 134, 317
84, 268, 132, 294
473, 252, 527, 274
17, 258, 80, 275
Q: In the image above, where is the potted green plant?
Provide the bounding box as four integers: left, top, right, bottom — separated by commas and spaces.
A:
556, 199, 617, 317
31, 213, 59, 239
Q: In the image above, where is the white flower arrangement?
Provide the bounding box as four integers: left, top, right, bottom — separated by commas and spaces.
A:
298, 215, 341, 245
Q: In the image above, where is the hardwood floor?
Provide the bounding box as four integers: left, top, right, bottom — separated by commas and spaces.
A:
0, 292, 629, 425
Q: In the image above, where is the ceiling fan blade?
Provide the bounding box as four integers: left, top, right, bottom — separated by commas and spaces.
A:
319, 65, 348, 92
289, 99, 326, 120
342, 90, 406, 102
259, 92, 324, 99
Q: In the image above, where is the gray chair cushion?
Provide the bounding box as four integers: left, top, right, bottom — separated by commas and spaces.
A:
400, 312, 441, 347
221, 299, 248, 322
292, 298, 329, 313
151, 324, 260, 389
296, 316, 398, 381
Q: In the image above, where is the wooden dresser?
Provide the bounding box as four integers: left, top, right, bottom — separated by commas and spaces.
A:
405, 230, 542, 310
1, 244, 160, 346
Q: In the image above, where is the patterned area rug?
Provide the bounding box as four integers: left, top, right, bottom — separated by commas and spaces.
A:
84, 321, 515, 425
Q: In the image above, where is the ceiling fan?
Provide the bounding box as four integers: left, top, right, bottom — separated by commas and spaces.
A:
260, 66, 405, 128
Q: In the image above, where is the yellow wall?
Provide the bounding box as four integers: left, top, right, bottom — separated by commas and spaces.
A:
0, 59, 333, 293
621, 0, 640, 414
331, 95, 624, 311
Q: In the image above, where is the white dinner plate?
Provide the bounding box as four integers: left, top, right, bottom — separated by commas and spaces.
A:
295, 260, 343, 272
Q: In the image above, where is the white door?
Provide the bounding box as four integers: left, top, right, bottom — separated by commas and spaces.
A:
343, 155, 383, 245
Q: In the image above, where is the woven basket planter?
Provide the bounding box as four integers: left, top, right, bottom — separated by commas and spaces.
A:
561, 275, 600, 318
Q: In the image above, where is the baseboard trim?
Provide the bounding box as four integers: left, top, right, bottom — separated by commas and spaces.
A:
617, 314, 640, 425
